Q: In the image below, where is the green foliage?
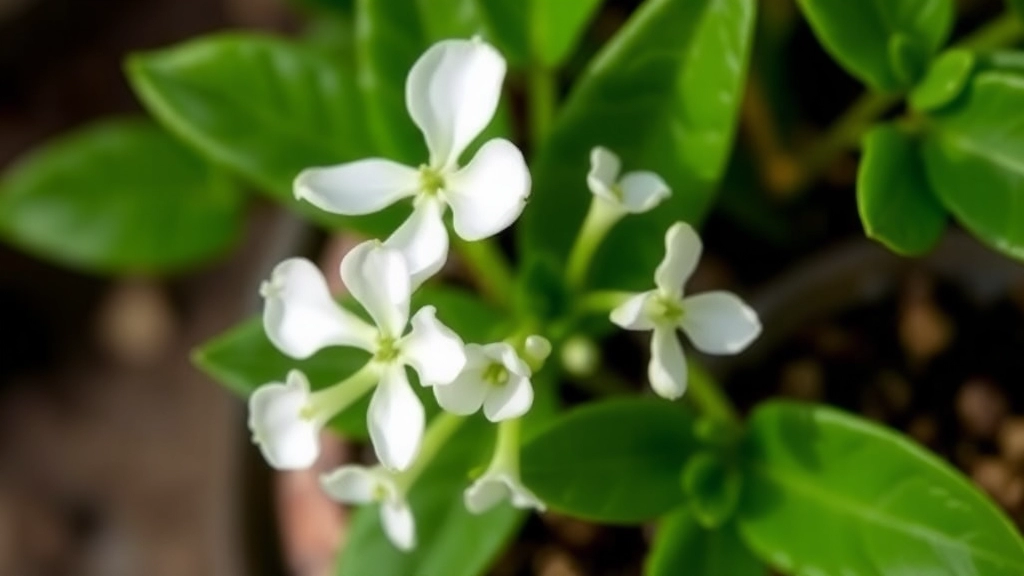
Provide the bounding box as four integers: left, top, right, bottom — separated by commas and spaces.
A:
738, 401, 1024, 576
126, 33, 398, 233
909, 49, 976, 111
521, 0, 756, 290
646, 509, 765, 576
681, 451, 742, 529
476, 0, 603, 67
856, 124, 947, 255
0, 119, 242, 274
520, 398, 697, 523
921, 68, 1024, 260
192, 286, 504, 439
336, 417, 524, 576
795, 0, 954, 91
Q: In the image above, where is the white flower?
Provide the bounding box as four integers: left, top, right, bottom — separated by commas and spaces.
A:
465, 468, 545, 514
587, 146, 670, 214
321, 465, 416, 551
611, 222, 761, 400
248, 370, 320, 470
258, 243, 467, 471
294, 38, 531, 288
434, 342, 534, 422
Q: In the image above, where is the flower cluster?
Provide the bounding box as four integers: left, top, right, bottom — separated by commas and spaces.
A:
245, 36, 760, 552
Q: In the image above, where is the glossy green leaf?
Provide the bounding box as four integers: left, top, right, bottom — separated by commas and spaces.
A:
646, 509, 766, 576
795, 0, 954, 91
857, 124, 946, 255
0, 119, 242, 274
738, 401, 1024, 576
336, 416, 524, 576
521, 398, 697, 523
888, 33, 929, 86
476, 0, 603, 66
520, 0, 756, 290
192, 286, 505, 439
909, 48, 976, 112
682, 451, 742, 529
126, 33, 393, 233
922, 70, 1024, 260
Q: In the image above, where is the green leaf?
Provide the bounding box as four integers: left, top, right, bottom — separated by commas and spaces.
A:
795, 0, 954, 91
909, 48, 976, 112
336, 417, 524, 576
192, 286, 505, 439
888, 33, 929, 86
682, 451, 742, 529
476, 0, 603, 67
520, 0, 756, 290
646, 509, 766, 576
521, 398, 697, 523
1009, 0, 1024, 18
738, 401, 1024, 576
126, 33, 395, 233
0, 118, 242, 274
856, 124, 947, 255
921, 70, 1024, 260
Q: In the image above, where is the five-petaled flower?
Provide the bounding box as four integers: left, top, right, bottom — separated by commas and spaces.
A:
322, 465, 416, 551
253, 243, 466, 471
294, 37, 531, 289
610, 222, 761, 400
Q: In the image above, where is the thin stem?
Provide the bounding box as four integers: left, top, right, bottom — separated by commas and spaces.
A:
453, 238, 515, 310
528, 66, 556, 145
565, 200, 623, 291
489, 417, 521, 471
396, 413, 465, 491
785, 12, 1024, 195
574, 290, 634, 317
686, 363, 740, 426
308, 361, 379, 424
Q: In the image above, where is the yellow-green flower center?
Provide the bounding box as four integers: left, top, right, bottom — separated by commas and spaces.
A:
482, 363, 510, 387
649, 294, 684, 322
419, 165, 446, 196
375, 336, 400, 362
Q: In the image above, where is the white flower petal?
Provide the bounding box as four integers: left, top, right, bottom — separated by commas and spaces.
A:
320, 465, 385, 505
406, 38, 506, 168
483, 374, 534, 422
261, 258, 377, 358
341, 241, 411, 339
248, 370, 320, 470
380, 500, 417, 551
433, 365, 488, 415
619, 171, 670, 214
586, 146, 621, 201
400, 306, 467, 386
368, 364, 424, 471
445, 138, 530, 241
649, 327, 688, 400
464, 471, 545, 514
384, 198, 449, 289
294, 159, 419, 215
680, 291, 761, 355
610, 291, 657, 331
655, 222, 702, 296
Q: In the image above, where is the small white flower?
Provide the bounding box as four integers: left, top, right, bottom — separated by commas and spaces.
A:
587, 146, 670, 214
611, 222, 761, 400
294, 38, 531, 288
321, 465, 416, 551
465, 467, 545, 514
258, 243, 467, 471
434, 342, 534, 422
248, 370, 320, 470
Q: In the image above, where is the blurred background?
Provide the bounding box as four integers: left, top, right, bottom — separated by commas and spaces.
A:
3, 0, 1024, 575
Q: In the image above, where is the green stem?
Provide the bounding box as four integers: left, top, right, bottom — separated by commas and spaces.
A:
565, 200, 624, 291
528, 66, 556, 145
788, 12, 1024, 195
453, 238, 515, 310
686, 363, 740, 426
574, 290, 634, 317
489, 417, 521, 472
308, 361, 379, 425
396, 413, 465, 491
